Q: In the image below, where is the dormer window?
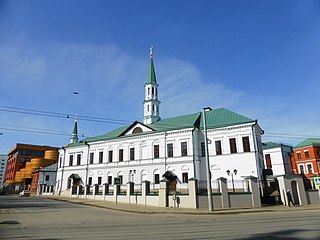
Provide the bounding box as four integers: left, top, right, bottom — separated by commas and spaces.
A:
132, 127, 143, 134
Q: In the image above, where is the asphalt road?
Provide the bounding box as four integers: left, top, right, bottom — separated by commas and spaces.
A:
0, 195, 319, 240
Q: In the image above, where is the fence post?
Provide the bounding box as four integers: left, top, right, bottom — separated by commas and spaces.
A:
244, 176, 261, 208
76, 185, 80, 198
188, 178, 198, 209
159, 179, 169, 207
218, 177, 229, 208
84, 184, 90, 198
92, 184, 98, 199
103, 183, 109, 200
127, 182, 134, 203
142, 181, 150, 205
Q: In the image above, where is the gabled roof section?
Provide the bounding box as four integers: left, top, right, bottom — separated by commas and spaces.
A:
295, 138, 320, 148
119, 121, 154, 136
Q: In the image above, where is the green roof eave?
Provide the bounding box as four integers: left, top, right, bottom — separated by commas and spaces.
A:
66, 108, 258, 145
294, 138, 320, 149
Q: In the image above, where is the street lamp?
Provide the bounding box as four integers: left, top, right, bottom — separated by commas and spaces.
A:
129, 170, 136, 183
202, 107, 213, 211
226, 169, 237, 192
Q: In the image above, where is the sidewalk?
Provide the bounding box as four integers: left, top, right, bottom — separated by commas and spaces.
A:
39, 195, 320, 215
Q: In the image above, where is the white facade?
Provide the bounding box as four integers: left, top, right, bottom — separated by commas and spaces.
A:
0, 154, 8, 187
55, 120, 264, 193
263, 143, 293, 175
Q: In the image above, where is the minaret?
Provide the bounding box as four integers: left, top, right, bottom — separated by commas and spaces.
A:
143, 46, 161, 125
70, 115, 79, 144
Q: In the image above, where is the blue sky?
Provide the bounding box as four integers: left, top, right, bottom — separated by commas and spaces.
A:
0, 0, 319, 153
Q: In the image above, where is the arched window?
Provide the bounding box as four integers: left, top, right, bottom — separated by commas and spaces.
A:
132, 127, 143, 134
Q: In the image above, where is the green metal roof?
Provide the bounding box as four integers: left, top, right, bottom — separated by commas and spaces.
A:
70, 108, 255, 146
147, 56, 157, 84
262, 142, 284, 150
295, 138, 320, 148
262, 142, 292, 150
200, 108, 254, 129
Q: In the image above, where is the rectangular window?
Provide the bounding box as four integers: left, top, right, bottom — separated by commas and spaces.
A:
229, 138, 237, 154
297, 152, 301, 159
242, 136, 251, 152
98, 176, 102, 185
201, 142, 205, 157
89, 152, 94, 164
119, 149, 124, 162
305, 151, 310, 158
45, 175, 50, 181
265, 154, 272, 169
154, 145, 160, 159
167, 143, 173, 158
108, 176, 112, 185
154, 174, 160, 184
215, 140, 222, 155
182, 172, 188, 183
299, 165, 304, 174
130, 148, 135, 161
77, 154, 81, 166
88, 177, 92, 186
181, 142, 187, 156
59, 157, 62, 168
69, 155, 73, 166
99, 151, 103, 164
307, 164, 313, 174
108, 150, 113, 163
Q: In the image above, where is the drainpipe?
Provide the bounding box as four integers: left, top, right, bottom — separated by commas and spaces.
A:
164, 131, 167, 173
252, 122, 263, 190
85, 142, 90, 186
58, 147, 66, 196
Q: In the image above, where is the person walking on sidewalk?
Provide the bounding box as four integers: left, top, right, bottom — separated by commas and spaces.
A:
286, 189, 295, 207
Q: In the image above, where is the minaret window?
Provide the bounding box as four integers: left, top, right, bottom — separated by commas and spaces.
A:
147, 105, 149, 112
152, 87, 154, 95
148, 87, 150, 95
156, 88, 158, 96
152, 105, 155, 112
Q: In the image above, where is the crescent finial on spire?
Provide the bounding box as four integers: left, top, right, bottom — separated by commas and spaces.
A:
150, 46, 153, 58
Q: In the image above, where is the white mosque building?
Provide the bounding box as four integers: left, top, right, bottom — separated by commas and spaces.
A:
55, 48, 264, 195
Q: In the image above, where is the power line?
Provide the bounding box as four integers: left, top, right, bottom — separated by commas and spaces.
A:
0, 105, 133, 125
1, 105, 320, 140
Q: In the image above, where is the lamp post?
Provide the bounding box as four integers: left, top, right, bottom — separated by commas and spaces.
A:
226, 169, 237, 192
129, 170, 136, 183
202, 107, 213, 211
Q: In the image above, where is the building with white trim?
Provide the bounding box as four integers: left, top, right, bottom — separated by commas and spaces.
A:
55, 49, 264, 195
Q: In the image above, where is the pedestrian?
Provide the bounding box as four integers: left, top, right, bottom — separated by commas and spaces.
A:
286, 189, 295, 207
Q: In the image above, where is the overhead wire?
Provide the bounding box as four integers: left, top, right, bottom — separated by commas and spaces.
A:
1, 105, 320, 140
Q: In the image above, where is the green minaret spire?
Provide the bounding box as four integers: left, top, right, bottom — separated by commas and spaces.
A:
70, 115, 79, 144
147, 46, 157, 84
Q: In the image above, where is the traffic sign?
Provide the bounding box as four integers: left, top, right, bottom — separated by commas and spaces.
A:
314, 177, 320, 187
114, 177, 122, 185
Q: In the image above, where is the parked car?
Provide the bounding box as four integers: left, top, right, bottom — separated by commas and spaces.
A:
19, 190, 30, 197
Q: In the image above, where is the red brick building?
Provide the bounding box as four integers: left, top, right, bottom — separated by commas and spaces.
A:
291, 138, 320, 181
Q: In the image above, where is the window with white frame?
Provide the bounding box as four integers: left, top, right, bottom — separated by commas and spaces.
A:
306, 164, 313, 174
298, 164, 304, 174
181, 142, 188, 156
89, 152, 94, 164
